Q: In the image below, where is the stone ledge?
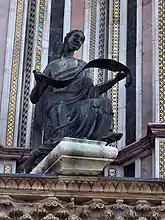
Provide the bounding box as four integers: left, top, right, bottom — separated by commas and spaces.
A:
31, 137, 118, 175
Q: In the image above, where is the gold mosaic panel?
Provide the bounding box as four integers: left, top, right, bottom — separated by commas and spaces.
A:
35, 0, 45, 71
159, 1, 165, 177
111, 0, 120, 133
159, 142, 165, 178
109, 168, 117, 177
4, 164, 12, 174
6, 0, 24, 147
159, 0, 165, 122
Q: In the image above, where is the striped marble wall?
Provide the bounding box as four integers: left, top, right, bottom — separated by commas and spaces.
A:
0, 0, 52, 148
0, 0, 161, 151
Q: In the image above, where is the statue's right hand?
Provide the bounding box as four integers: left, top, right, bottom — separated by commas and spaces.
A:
33, 70, 43, 84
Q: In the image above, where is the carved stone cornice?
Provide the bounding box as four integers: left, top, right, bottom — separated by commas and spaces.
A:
114, 123, 165, 164
0, 175, 164, 219
0, 175, 164, 201
0, 145, 30, 160
115, 136, 151, 164
147, 123, 165, 138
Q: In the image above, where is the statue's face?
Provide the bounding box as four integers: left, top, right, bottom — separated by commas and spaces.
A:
67, 31, 85, 51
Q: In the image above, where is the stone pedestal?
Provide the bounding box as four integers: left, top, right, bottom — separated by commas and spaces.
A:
31, 137, 118, 176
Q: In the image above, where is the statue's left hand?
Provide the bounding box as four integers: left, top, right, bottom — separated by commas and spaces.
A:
115, 71, 128, 81
33, 70, 43, 84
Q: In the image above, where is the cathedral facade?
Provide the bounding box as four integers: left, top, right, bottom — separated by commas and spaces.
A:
0, 0, 164, 178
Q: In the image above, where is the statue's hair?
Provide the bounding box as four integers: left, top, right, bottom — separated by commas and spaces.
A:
60, 30, 85, 56
64, 30, 85, 43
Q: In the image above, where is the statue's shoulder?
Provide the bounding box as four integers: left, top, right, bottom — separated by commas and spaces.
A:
76, 58, 86, 67
48, 58, 61, 66
76, 58, 86, 64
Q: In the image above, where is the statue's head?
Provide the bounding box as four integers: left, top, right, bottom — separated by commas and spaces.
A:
62, 30, 85, 55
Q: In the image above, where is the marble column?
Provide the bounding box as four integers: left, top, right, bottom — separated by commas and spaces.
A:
70, 0, 85, 59
13, 0, 29, 148
118, 0, 127, 149
83, 0, 91, 63
152, 0, 159, 123
0, 0, 22, 147
89, 0, 98, 83
63, 0, 71, 40
0, 0, 10, 110
126, 0, 137, 145
48, 0, 64, 61
136, 0, 142, 139
152, 0, 165, 178
142, 0, 153, 136
108, 0, 120, 148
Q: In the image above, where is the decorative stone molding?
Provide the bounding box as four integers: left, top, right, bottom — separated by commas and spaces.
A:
0, 175, 164, 199
0, 175, 164, 219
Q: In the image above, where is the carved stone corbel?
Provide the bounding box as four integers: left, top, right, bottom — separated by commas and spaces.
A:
33, 207, 47, 218
135, 200, 151, 211
68, 215, 82, 220
9, 208, 23, 219
0, 212, 11, 220
42, 213, 59, 220
149, 211, 161, 220
55, 208, 69, 219
124, 209, 138, 220
113, 199, 128, 210
104, 209, 115, 220
20, 213, 33, 220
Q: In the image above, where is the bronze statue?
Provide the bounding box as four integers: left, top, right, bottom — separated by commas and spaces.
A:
24, 30, 131, 173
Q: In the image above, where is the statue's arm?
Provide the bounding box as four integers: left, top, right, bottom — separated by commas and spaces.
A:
95, 78, 118, 95
30, 67, 50, 104
30, 81, 48, 104
95, 71, 127, 95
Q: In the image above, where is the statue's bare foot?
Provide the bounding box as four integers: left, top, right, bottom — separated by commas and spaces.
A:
101, 132, 123, 144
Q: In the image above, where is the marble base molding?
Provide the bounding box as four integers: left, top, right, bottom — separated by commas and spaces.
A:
31, 137, 118, 175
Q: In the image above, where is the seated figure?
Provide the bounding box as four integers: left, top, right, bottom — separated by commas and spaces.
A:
24, 30, 131, 173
